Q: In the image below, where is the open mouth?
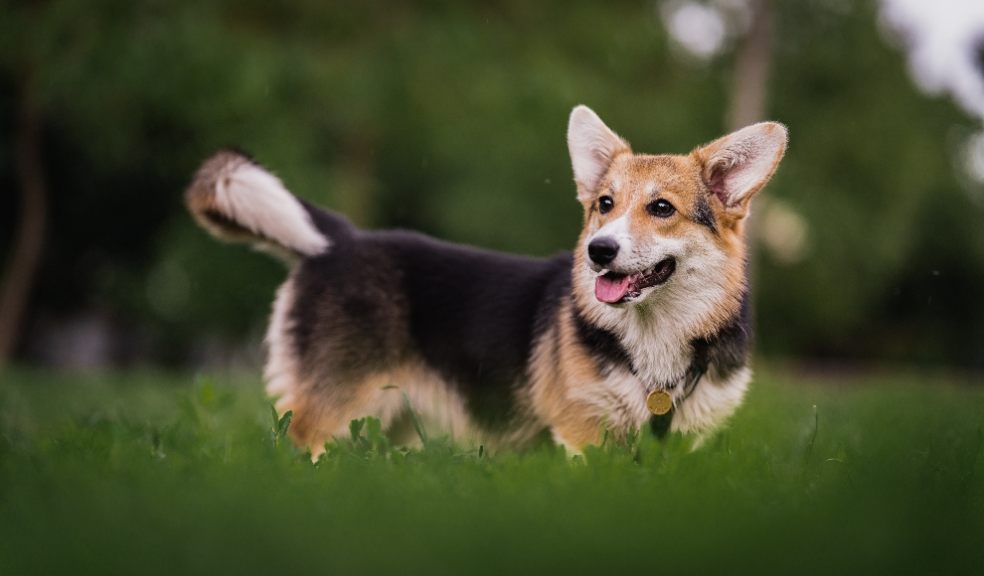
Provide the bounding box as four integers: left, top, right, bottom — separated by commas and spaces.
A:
594, 258, 676, 304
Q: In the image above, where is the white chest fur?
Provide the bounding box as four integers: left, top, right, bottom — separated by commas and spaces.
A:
570, 289, 750, 438
569, 364, 751, 441
617, 314, 693, 390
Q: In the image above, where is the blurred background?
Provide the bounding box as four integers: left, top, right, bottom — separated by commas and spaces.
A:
1, 0, 982, 373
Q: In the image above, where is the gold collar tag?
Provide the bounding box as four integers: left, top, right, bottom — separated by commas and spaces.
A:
646, 390, 673, 416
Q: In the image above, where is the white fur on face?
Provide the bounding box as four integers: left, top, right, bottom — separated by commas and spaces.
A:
624, 235, 686, 277
213, 161, 329, 256
588, 214, 634, 269
576, 226, 734, 388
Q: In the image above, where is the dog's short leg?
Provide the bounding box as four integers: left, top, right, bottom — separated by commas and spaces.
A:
279, 376, 405, 460
549, 415, 605, 457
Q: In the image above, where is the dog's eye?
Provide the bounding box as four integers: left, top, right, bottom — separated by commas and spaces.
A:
647, 199, 676, 218
598, 195, 614, 215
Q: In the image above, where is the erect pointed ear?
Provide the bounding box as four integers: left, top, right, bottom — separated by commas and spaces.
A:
693, 122, 788, 217
567, 105, 631, 202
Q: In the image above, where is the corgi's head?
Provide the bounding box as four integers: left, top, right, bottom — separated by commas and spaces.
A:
567, 105, 787, 333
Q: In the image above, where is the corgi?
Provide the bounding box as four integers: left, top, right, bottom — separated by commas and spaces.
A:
185, 106, 787, 455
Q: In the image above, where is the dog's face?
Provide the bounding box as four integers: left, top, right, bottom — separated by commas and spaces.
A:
567, 106, 787, 318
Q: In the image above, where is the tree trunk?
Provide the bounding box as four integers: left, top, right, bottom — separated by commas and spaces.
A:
0, 66, 47, 365
728, 0, 774, 321
728, 0, 774, 131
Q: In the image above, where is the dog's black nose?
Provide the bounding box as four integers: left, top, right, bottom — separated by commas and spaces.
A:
588, 236, 620, 266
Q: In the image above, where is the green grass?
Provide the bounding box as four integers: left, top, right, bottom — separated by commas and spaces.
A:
1, 366, 983, 575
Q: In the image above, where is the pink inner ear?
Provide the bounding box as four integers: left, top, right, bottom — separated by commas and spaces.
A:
706, 166, 729, 206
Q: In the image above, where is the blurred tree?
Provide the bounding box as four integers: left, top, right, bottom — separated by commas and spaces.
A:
729, 0, 774, 130
0, 0, 981, 368
761, 0, 984, 366
0, 48, 46, 366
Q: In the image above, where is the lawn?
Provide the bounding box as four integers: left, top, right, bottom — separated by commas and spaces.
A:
1, 365, 982, 575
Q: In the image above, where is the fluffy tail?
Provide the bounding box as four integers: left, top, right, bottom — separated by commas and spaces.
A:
185, 150, 332, 261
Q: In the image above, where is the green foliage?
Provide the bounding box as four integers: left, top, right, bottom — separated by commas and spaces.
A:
383, 385, 431, 447
1, 0, 982, 366
270, 406, 292, 447
1, 367, 983, 574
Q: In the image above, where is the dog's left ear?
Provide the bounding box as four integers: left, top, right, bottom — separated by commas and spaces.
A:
567, 105, 631, 202
693, 122, 788, 218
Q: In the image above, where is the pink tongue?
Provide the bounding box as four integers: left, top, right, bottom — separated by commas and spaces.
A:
595, 275, 633, 303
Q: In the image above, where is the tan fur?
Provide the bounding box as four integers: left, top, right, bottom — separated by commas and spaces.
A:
575, 152, 749, 337
279, 361, 488, 458
223, 108, 786, 455
528, 299, 614, 449
185, 153, 235, 231
526, 108, 787, 451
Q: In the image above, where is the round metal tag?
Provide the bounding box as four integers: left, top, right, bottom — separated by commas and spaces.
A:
646, 390, 673, 416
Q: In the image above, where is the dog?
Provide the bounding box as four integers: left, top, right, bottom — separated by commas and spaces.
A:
186, 106, 787, 455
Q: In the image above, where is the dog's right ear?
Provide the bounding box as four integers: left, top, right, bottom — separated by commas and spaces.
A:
567, 106, 630, 202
